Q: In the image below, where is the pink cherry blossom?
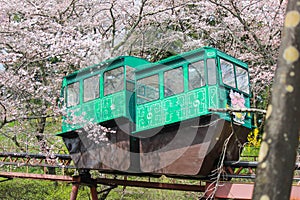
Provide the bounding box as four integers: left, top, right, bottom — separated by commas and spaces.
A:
0, 0, 287, 152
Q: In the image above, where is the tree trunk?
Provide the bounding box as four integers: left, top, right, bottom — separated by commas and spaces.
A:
253, 1, 300, 199
36, 117, 56, 175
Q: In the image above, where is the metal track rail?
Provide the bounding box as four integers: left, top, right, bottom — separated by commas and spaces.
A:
224, 161, 300, 169
1, 171, 300, 200
0, 152, 74, 169
0, 171, 73, 182
1, 154, 300, 199
0, 171, 206, 192
1, 152, 300, 179
223, 161, 300, 180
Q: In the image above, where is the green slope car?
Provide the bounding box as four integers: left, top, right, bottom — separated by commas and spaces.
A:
58, 47, 252, 177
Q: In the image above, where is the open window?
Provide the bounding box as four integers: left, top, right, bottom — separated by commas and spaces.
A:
137, 74, 159, 104
188, 60, 205, 90
104, 67, 124, 96
220, 59, 236, 88
236, 66, 249, 94
67, 82, 80, 107
83, 75, 100, 102
164, 67, 184, 97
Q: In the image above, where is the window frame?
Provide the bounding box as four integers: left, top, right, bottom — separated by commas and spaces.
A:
220, 58, 237, 89
235, 66, 250, 94
219, 58, 250, 95
66, 81, 80, 107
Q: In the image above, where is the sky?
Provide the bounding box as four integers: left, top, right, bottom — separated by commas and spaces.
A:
0, 63, 5, 71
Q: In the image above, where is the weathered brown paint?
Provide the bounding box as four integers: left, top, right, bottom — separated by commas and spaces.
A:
139, 115, 250, 177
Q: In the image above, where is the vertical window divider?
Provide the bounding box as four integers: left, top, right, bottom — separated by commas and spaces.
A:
204, 59, 208, 86
159, 72, 164, 100
100, 71, 103, 98
183, 64, 189, 92
80, 80, 83, 105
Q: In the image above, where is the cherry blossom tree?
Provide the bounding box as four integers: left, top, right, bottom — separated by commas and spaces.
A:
0, 0, 287, 152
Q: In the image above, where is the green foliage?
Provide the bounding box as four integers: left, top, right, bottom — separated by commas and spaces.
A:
0, 179, 90, 200
242, 146, 260, 158
12, 13, 23, 22
0, 178, 200, 200
106, 176, 199, 199
0, 116, 66, 153
241, 128, 261, 159
247, 128, 261, 148
48, 56, 62, 64
124, 190, 195, 199
105, 185, 199, 200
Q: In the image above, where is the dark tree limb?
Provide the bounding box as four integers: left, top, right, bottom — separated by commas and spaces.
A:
209, 108, 267, 114
253, 1, 300, 199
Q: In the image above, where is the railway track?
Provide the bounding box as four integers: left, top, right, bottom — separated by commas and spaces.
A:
1, 152, 300, 199
0, 152, 74, 169
2, 152, 300, 180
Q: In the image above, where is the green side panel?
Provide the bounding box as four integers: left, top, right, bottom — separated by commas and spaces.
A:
61, 92, 127, 133
82, 102, 94, 122
218, 88, 227, 108
101, 92, 126, 121
95, 100, 102, 122
81, 100, 101, 123
136, 87, 210, 132
208, 86, 219, 109
186, 88, 207, 118
163, 94, 185, 124
216, 88, 252, 129
136, 101, 163, 131
63, 106, 82, 132
126, 90, 136, 122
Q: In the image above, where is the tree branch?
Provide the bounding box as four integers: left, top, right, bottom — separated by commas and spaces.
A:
112, 0, 147, 53
208, 0, 275, 64
0, 102, 7, 129
209, 108, 267, 114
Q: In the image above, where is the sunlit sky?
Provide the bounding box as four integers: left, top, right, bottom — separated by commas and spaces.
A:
0, 63, 5, 71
